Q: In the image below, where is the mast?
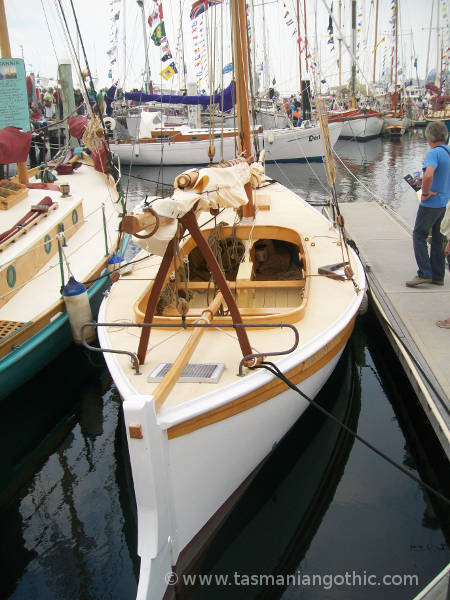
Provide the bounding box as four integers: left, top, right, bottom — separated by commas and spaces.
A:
425, 0, 434, 83
372, 0, 379, 85
296, 0, 302, 94
231, 0, 254, 217
138, 0, 151, 93
338, 0, 342, 87
394, 0, 398, 114
122, 0, 127, 89
436, 0, 441, 89
262, 0, 269, 91
303, 0, 308, 72
0, 0, 28, 184
351, 0, 356, 107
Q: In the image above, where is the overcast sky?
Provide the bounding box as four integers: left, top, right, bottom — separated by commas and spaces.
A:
4, 0, 446, 94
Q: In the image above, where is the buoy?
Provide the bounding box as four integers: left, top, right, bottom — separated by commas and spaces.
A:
108, 251, 132, 275
62, 276, 95, 343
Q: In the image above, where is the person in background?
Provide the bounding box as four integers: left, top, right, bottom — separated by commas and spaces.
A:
74, 89, 84, 115
436, 199, 450, 328
406, 120, 450, 287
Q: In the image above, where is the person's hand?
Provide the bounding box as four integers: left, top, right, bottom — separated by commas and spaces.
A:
421, 190, 437, 202
413, 176, 422, 187
445, 240, 450, 256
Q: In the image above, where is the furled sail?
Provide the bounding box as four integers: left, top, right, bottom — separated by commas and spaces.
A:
125, 81, 236, 113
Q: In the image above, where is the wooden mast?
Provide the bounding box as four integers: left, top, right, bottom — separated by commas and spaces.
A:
0, 0, 28, 184
338, 0, 342, 87
231, 0, 254, 217
372, 0, 379, 85
296, 0, 302, 95
350, 0, 356, 108
394, 0, 398, 117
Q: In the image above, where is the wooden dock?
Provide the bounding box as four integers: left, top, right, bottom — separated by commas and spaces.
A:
339, 201, 450, 460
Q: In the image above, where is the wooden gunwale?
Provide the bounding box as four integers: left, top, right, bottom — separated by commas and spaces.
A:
166, 316, 355, 439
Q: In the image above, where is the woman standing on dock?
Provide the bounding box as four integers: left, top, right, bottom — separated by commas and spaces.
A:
406, 121, 450, 288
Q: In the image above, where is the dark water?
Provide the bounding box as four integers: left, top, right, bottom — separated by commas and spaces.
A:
1, 130, 449, 599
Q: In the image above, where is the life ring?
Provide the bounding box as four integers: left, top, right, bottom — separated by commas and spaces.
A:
103, 117, 116, 131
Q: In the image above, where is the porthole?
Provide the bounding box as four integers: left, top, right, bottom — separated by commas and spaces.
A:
44, 234, 52, 254
6, 265, 16, 288
72, 209, 78, 225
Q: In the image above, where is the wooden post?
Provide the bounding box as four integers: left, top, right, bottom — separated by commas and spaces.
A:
58, 61, 77, 146
0, 0, 28, 183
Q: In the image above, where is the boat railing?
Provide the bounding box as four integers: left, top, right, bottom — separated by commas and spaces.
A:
81, 320, 299, 377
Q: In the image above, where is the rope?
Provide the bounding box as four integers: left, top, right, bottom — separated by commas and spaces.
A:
252, 360, 450, 506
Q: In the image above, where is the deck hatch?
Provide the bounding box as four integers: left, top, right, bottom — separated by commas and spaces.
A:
148, 362, 225, 383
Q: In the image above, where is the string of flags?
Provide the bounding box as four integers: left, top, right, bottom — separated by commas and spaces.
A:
190, 0, 222, 87
147, 0, 178, 80
107, 0, 121, 78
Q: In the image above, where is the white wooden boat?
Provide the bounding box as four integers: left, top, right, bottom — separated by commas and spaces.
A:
109, 120, 343, 165
329, 109, 383, 141
95, 0, 364, 596
95, 157, 365, 599
0, 150, 122, 400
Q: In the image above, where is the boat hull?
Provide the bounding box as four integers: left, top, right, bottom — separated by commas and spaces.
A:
99, 301, 358, 600
110, 123, 343, 165
0, 272, 109, 401
339, 115, 383, 140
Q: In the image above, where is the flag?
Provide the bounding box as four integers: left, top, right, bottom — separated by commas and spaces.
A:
190, 0, 222, 20
160, 62, 178, 80
161, 52, 173, 62
222, 62, 232, 73
151, 22, 166, 45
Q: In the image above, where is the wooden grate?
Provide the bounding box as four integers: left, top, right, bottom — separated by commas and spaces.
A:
0, 319, 28, 341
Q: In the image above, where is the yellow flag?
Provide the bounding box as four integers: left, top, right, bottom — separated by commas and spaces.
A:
372, 36, 385, 53
160, 64, 175, 80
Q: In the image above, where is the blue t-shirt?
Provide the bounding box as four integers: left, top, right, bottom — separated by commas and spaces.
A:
422, 144, 450, 208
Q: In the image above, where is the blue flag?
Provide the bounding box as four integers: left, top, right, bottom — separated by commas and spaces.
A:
222, 62, 232, 74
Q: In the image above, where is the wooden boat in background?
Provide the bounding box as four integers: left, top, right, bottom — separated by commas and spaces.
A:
93, 0, 366, 595
329, 109, 384, 141
0, 1, 123, 400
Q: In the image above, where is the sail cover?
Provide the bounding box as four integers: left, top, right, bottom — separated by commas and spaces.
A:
125, 81, 235, 113
0, 127, 32, 164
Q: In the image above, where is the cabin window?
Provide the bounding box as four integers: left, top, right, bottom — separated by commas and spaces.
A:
6, 265, 16, 288
44, 234, 52, 254
72, 209, 78, 225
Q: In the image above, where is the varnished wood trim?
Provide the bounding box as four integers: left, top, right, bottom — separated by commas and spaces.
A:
166, 317, 355, 439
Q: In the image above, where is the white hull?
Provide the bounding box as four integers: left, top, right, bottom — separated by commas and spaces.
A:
97, 175, 365, 599
339, 115, 384, 140
110, 122, 343, 165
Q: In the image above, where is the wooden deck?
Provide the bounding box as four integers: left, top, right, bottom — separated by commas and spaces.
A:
339, 201, 450, 460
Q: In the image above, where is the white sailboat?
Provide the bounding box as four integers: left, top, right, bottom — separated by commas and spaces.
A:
109, 117, 343, 165
94, 0, 365, 597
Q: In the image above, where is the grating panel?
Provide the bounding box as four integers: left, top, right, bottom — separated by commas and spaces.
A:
148, 362, 225, 384
0, 320, 29, 342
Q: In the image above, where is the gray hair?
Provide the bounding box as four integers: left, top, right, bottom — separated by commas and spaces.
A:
425, 120, 449, 143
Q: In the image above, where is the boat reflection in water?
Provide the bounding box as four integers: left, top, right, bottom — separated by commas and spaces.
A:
170, 344, 360, 599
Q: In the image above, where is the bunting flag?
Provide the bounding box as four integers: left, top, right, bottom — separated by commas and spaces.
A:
160, 62, 178, 80
191, 12, 208, 85
161, 52, 173, 62
190, 0, 222, 20
151, 22, 166, 46
282, 1, 298, 38
107, 0, 121, 79
222, 62, 233, 74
